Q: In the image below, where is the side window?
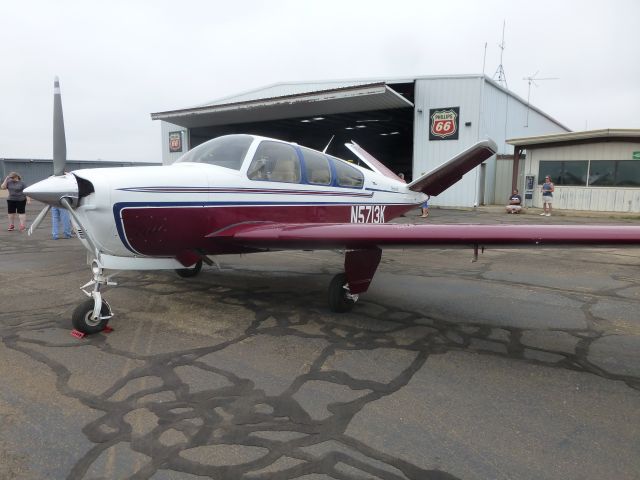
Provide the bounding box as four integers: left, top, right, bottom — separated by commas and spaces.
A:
333, 158, 364, 188
247, 141, 301, 183
301, 148, 331, 185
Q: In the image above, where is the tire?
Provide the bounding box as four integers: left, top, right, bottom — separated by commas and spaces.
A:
72, 298, 111, 334
175, 260, 203, 278
328, 273, 356, 313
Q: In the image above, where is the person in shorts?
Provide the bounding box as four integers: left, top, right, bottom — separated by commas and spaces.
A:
540, 175, 554, 216
1, 172, 30, 231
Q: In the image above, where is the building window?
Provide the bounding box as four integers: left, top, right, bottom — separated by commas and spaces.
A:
300, 148, 332, 185
247, 141, 301, 183
538, 161, 588, 186
538, 160, 640, 187
331, 157, 364, 188
589, 160, 640, 187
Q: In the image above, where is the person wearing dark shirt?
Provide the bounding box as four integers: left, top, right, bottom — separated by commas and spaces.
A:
505, 188, 522, 214
1, 172, 30, 231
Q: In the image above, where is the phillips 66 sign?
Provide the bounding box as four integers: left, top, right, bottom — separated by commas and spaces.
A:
429, 107, 460, 140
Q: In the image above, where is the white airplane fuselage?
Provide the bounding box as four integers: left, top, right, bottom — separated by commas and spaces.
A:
67, 135, 424, 262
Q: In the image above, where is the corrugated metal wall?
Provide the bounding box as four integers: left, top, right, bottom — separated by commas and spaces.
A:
0, 159, 159, 187
414, 78, 568, 208
495, 158, 525, 202
480, 82, 568, 204
414, 77, 484, 207
161, 121, 189, 165
527, 141, 640, 212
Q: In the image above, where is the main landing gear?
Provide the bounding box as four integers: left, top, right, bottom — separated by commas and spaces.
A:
72, 261, 115, 334
328, 273, 358, 312
175, 259, 203, 278
328, 248, 382, 313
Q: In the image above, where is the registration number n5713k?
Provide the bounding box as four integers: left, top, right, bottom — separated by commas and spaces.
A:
350, 205, 386, 223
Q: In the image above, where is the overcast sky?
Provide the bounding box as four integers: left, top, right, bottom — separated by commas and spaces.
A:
1, 0, 638, 162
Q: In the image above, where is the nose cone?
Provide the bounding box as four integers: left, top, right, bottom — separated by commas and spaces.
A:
24, 173, 79, 207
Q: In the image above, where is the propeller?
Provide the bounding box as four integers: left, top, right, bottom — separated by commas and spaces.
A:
27, 204, 51, 236
27, 76, 70, 236
53, 76, 67, 176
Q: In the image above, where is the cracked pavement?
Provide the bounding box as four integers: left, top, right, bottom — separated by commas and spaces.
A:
1, 206, 639, 479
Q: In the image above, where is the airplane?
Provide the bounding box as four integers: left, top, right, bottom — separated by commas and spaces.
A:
25, 78, 640, 335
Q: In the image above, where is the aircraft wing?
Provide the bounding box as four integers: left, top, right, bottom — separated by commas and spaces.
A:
208, 222, 640, 250
407, 139, 498, 196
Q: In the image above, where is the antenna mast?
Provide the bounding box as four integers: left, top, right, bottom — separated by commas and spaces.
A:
493, 20, 508, 89
523, 72, 559, 127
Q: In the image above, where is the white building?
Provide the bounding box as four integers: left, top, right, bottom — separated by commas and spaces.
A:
507, 129, 640, 212
151, 75, 568, 207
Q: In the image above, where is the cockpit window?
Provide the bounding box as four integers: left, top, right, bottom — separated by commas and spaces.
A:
176, 135, 253, 170
301, 147, 332, 185
332, 157, 364, 188
247, 141, 301, 183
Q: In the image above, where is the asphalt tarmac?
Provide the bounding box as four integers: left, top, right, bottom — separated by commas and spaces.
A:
0, 204, 639, 480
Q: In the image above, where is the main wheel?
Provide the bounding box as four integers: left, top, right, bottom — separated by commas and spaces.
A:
72, 298, 111, 334
175, 260, 203, 278
328, 273, 356, 312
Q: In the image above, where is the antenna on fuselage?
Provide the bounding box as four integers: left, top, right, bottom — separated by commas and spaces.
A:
322, 135, 335, 154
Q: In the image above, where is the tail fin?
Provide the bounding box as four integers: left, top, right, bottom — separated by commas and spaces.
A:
407, 139, 497, 196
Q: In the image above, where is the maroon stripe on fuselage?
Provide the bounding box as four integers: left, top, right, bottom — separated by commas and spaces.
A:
120, 204, 414, 256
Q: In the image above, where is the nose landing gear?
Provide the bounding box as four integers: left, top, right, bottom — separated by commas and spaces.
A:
72, 261, 115, 334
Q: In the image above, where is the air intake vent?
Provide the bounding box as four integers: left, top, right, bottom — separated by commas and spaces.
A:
75, 175, 95, 198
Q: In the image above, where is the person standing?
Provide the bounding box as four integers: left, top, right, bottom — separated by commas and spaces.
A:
51, 207, 73, 240
1, 172, 30, 231
420, 196, 430, 218
540, 175, 555, 216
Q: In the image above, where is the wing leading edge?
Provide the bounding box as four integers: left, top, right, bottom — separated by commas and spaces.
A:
208, 222, 640, 250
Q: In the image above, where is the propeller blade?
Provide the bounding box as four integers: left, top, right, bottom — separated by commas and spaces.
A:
53, 76, 67, 176
28, 205, 51, 236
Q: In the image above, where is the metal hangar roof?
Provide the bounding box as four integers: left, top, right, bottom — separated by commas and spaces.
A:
151, 82, 414, 129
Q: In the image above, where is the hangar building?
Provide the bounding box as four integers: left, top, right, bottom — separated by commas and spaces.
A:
151, 75, 568, 208
507, 129, 640, 212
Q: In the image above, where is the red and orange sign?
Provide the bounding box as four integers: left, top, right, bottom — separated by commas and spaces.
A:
429, 107, 459, 140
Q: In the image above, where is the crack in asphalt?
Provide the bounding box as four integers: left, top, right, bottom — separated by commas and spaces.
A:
1, 267, 639, 480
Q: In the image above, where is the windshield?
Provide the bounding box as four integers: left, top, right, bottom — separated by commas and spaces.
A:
176, 135, 254, 170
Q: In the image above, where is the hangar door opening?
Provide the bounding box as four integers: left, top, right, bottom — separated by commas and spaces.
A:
176, 82, 416, 180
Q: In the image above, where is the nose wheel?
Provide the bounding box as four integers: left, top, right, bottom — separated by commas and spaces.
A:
72, 298, 113, 334
72, 261, 115, 335
328, 273, 358, 312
